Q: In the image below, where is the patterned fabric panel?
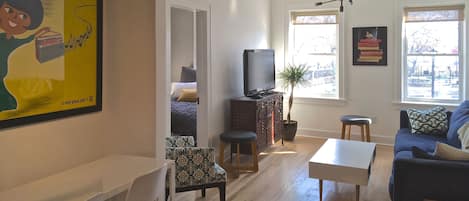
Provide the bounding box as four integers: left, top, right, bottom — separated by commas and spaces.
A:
166, 136, 195, 147
166, 147, 226, 188
407, 106, 448, 137
212, 163, 227, 183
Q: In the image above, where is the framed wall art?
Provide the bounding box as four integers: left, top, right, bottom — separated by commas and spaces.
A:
0, 0, 102, 128
353, 26, 387, 66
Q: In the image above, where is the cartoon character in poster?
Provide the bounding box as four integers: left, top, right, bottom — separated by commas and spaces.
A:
0, 0, 50, 111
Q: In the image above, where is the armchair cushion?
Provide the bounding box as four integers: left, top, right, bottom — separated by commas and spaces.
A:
165, 136, 227, 189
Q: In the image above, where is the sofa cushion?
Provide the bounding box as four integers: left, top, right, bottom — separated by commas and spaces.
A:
394, 129, 447, 154
407, 106, 448, 137
447, 101, 469, 148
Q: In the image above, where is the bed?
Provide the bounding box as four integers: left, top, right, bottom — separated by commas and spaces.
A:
170, 68, 197, 140
171, 99, 197, 139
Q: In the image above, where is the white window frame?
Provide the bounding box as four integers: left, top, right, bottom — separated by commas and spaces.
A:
395, 0, 468, 105
284, 8, 345, 102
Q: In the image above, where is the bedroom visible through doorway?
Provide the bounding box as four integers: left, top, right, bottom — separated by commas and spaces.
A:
168, 6, 209, 146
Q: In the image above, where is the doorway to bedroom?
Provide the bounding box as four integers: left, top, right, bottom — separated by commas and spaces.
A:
168, 4, 210, 146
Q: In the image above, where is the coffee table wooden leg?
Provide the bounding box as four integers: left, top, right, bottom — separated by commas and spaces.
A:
319, 179, 323, 201
356, 185, 360, 201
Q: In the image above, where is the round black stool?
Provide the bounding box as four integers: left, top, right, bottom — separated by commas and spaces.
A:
218, 131, 259, 174
340, 115, 372, 142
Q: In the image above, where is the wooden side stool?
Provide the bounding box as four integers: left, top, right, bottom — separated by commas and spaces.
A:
218, 131, 259, 174
340, 115, 372, 142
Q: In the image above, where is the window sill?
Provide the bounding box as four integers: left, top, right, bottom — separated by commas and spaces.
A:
392, 101, 459, 108
286, 96, 347, 106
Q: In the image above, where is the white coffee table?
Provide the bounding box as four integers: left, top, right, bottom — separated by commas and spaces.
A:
309, 139, 376, 201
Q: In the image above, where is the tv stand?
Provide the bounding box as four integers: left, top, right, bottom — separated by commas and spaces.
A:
231, 93, 283, 154
247, 90, 275, 99
249, 94, 263, 99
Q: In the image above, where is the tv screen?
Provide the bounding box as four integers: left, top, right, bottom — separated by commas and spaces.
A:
243, 49, 275, 97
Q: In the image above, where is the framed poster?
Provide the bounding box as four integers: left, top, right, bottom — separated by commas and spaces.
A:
0, 0, 102, 128
353, 26, 387, 66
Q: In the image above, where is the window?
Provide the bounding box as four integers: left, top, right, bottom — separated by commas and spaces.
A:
402, 6, 465, 103
286, 11, 340, 99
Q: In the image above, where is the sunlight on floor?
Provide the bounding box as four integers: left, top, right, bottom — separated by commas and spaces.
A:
259, 150, 297, 155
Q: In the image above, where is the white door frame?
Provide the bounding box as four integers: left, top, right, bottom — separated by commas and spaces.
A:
165, 0, 212, 147
155, 0, 168, 164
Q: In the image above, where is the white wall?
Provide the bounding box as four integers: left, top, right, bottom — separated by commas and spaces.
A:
0, 0, 162, 190
271, 0, 460, 144
208, 0, 272, 145
102, 0, 159, 156
171, 7, 194, 82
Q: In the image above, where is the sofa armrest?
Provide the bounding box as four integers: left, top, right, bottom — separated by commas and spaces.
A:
393, 155, 469, 201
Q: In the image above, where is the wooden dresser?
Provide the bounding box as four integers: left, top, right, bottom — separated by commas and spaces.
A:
231, 93, 283, 153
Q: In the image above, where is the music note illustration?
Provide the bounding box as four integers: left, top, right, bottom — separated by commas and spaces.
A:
64, 5, 95, 51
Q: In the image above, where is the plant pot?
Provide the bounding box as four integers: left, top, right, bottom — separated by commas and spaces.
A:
282, 120, 298, 141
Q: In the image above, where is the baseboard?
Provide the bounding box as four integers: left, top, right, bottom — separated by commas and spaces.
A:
297, 128, 395, 145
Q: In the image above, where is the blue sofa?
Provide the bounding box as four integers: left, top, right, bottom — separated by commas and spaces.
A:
389, 101, 469, 201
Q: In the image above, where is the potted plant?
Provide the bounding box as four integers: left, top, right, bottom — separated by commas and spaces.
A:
278, 64, 310, 141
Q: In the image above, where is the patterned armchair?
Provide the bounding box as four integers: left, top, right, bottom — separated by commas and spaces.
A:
165, 136, 226, 201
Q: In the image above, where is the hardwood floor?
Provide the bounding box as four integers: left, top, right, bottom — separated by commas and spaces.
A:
175, 136, 394, 201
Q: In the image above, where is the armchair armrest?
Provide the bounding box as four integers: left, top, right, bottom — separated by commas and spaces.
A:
166, 147, 218, 187
166, 136, 195, 147
393, 155, 469, 201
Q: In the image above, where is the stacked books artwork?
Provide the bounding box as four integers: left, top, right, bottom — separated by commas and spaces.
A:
357, 31, 383, 63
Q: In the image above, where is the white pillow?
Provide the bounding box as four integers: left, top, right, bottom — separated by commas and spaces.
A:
434, 142, 469, 161
458, 122, 469, 151
171, 82, 196, 98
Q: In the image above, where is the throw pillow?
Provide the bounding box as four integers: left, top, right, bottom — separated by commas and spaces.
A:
458, 122, 469, 151
177, 89, 197, 102
170, 82, 196, 98
407, 106, 448, 137
433, 142, 469, 161
447, 100, 469, 148
411, 146, 438, 160
180, 66, 196, 82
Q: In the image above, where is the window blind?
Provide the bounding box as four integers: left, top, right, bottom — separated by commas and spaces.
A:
404, 5, 464, 22
291, 11, 338, 25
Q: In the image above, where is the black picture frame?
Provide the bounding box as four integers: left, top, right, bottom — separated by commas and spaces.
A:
353, 26, 387, 66
0, 0, 103, 129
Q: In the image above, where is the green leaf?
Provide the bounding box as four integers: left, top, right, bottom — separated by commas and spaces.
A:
277, 63, 310, 121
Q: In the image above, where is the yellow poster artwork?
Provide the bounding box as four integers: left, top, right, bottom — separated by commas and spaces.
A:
0, 0, 101, 126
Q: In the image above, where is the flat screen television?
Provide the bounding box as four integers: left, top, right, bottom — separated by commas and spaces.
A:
243, 49, 275, 97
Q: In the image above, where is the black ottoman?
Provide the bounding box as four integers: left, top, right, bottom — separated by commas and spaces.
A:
340, 115, 372, 142
218, 131, 259, 174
